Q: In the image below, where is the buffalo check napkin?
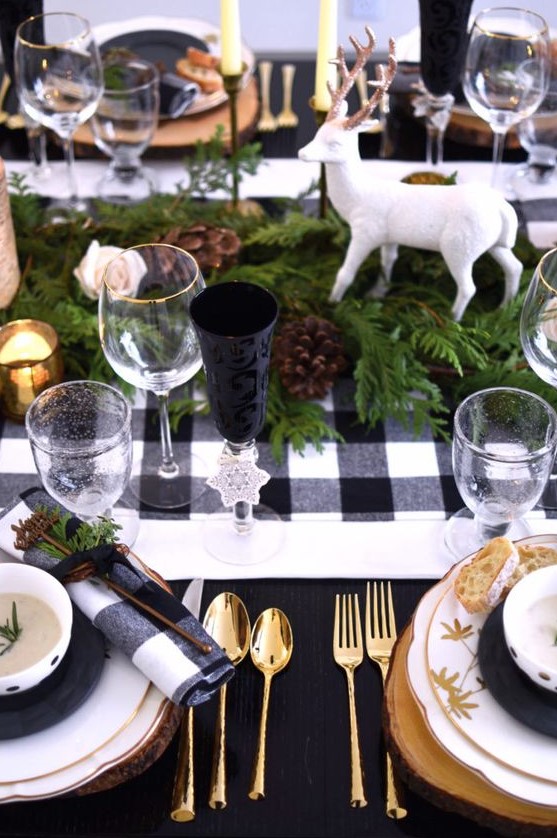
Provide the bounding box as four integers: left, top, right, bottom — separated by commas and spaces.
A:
0, 488, 235, 706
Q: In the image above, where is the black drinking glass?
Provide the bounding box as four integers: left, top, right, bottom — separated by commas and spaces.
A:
190, 281, 283, 564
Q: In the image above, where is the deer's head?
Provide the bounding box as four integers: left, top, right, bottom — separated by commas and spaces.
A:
298, 27, 397, 164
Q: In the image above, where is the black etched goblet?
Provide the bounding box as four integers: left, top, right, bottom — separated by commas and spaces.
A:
415, 0, 473, 166
190, 281, 283, 564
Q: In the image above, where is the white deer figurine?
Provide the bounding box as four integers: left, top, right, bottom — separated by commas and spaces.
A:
298, 27, 523, 321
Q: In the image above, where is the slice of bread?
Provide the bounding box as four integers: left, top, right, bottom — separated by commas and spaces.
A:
175, 48, 223, 94
454, 536, 519, 614
504, 543, 557, 592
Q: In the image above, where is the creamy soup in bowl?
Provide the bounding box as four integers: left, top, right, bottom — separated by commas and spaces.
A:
0, 563, 73, 694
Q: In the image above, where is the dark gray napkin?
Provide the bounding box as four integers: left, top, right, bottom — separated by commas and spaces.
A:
0, 488, 235, 706
159, 74, 200, 118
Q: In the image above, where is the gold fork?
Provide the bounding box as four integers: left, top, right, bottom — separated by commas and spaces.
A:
257, 61, 277, 132
276, 63, 298, 128
333, 593, 367, 808
365, 582, 407, 820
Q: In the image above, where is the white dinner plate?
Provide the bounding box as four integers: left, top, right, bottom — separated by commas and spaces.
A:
407, 534, 557, 806
0, 639, 170, 802
92, 16, 255, 117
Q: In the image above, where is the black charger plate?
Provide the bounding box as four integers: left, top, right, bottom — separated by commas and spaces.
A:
0, 604, 105, 740
100, 29, 208, 118
478, 601, 557, 737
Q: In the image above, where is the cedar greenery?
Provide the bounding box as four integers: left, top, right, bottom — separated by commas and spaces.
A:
2, 137, 553, 461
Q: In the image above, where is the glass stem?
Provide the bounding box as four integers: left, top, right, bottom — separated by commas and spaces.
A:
157, 392, 179, 479
475, 516, 510, 543
490, 128, 508, 189
61, 135, 79, 207
425, 124, 445, 167
225, 439, 257, 536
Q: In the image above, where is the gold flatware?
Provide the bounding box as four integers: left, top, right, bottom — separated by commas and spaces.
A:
203, 592, 250, 810
257, 61, 277, 132
365, 581, 407, 819
333, 593, 367, 808
276, 63, 298, 128
248, 607, 293, 800
170, 577, 204, 823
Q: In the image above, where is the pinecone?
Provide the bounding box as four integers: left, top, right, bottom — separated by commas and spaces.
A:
156, 224, 241, 273
273, 316, 347, 400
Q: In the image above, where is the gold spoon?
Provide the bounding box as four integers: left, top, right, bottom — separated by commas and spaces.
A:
203, 592, 250, 809
248, 607, 293, 800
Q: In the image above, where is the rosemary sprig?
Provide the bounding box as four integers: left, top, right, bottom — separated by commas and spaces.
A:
0, 601, 22, 656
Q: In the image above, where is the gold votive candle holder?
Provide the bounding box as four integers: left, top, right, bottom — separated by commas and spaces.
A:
0, 319, 63, 422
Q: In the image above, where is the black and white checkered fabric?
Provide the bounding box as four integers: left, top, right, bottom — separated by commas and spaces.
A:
3, 377, 555, 525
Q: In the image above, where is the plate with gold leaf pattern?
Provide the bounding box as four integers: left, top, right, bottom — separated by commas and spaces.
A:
406, 535, 557, 805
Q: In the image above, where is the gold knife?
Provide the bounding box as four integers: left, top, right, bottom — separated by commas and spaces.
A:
170, 578, 204, 822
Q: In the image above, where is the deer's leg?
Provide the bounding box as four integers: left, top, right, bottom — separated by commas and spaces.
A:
366, 243, 398, 299
329, 234, 376, 303
488, 245, 522, 307
442, 251, 477, 322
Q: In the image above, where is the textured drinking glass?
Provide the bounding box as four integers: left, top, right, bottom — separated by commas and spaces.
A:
190, 281, 283, 564
14, 12, 103, 211
99, 244, 205, 509
90, 56, 160, 204
445, 386, 557, 559
26, 380, 133, 530
462, 7, 550, 191
512, 87, 557, 195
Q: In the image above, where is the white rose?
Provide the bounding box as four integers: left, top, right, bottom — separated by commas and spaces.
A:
73, 240, 125, 300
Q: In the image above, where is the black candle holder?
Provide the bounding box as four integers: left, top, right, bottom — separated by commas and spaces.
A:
219, 61, 248, 210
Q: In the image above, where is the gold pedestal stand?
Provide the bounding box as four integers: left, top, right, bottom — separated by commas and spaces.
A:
219, 62, 262, 216
309, 97, 328, 218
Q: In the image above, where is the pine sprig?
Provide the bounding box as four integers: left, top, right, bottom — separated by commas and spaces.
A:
35, 509, 122, 561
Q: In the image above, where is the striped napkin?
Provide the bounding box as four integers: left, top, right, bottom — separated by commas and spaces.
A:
0, 488, 235, 707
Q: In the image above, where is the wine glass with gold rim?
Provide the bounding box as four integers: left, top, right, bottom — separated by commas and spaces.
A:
99, 243, 206, 509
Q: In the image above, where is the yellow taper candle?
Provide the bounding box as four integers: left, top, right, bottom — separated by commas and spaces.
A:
314, 0, 338, 111
220, 0, 243, 76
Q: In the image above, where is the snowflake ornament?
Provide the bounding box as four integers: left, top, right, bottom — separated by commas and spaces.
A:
206, 449, 271, 507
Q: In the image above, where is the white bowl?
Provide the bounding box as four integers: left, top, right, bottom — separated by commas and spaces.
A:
0, 563, 73, 695
503, 564, 557, 692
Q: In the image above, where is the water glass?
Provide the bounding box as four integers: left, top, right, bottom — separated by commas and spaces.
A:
25, 380, 135, 540
445, 386, 557, 558
90, 56, 159, 204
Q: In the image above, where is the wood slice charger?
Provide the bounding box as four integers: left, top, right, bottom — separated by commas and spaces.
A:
384, 624, 557, 836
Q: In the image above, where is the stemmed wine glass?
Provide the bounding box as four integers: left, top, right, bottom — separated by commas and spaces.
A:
462, 6, 550, 191
14, 12, 103, 211
90, 55, 160, 205
190, 281, 284, 564
520, 247, 557, 508
25, 380, 138, 545
444, 386, 557, 559
99, 243, 205, 510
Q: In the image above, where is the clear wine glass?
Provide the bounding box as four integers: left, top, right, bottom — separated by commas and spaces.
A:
99, 243, 206, 510
444, 386, 557, 560
462, 6, 550, 191
520, 246, 557, 509
25, 380, 138, 545
14, 12, 103, 211
190, 281, 284, 565
90, 55, 160, 205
